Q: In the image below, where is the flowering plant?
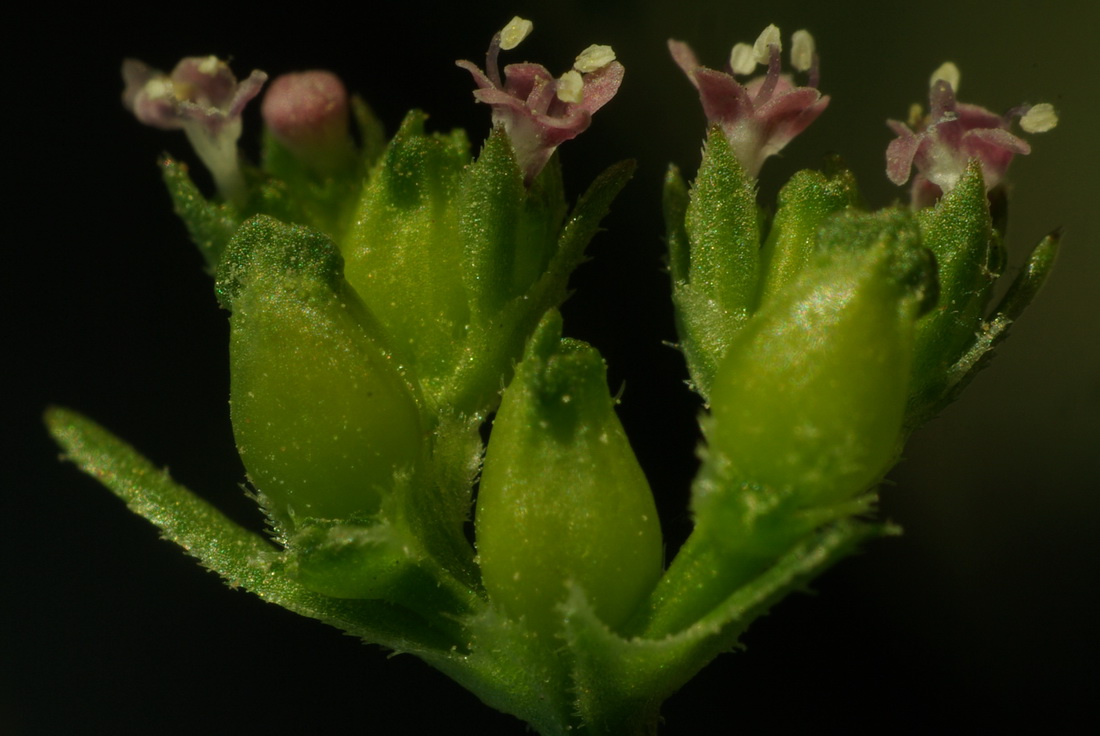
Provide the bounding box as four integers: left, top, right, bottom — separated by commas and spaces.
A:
48, 18, 1059, 735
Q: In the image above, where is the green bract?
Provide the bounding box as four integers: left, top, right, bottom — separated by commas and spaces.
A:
52, 28, 1060, 735
477, 312, 663, 638
220, 216, 423, 526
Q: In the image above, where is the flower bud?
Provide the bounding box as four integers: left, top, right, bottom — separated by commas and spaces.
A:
476, 312, 662, 637
261, 70, 354, 176
217, 216, 423, 528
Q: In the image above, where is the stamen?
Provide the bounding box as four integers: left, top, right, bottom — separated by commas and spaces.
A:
790, 30, 815, 73
556, 70, 584, 103
754, 34, 783, 104
752, 24, 782, 64
929, 62, 960, 92
1020, 103, 1058, 133
729, 43, 756, 75
197, 56, 221, 75
143, 77, 171, 100
574, 44, 616, 73
907, 103, 924, 128
500, 16, 533, 51
928, 79, 957, 122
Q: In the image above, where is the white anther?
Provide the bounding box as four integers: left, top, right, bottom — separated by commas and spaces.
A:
198, 56, 221, 75
500, 17, 534, 51
143, 77, 172, 99
791, 30, 815, 72
729, 43, 756, 75
1020, 103, 1058, 133
907, 103, 924, 128
556, 70, 584, 103
929, 62, 960, 92
574, 44, 616, 73
753, 24, 782, 64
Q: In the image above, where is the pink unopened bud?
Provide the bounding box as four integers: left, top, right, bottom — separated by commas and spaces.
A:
261, 70, 352, 174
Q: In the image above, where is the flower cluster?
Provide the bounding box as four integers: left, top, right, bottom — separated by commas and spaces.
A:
457, 16, 623, 183
886, 62, 1058, 207
669, 24, 829, 177
81, 19, 1062, 736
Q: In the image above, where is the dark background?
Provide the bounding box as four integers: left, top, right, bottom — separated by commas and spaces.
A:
6, 1, 1098, 733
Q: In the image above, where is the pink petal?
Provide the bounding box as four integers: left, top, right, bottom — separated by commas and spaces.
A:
456, 59, 496, 92
955, 102, 1006, 130
502, 63, 557, 113
667, 39, 703, 87
886, 119, 912, 137
694, 68, 755, 128
576, 61, 625, 115
758, 93, 830, 157
171, 57, 238, 108
965, 127, 1031, 155
886, 132, 922, 185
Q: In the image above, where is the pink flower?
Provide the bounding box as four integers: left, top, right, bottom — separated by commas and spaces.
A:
456, 17, 624, 183
669, 25, 829, 178
886, 63, 1057, 208
122, 56, 267, 201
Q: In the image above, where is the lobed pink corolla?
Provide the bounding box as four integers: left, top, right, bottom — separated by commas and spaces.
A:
122, 56, 267, 201
886, 64, 1057, 208
457, 18, 623, 184
669, 26, 829, 178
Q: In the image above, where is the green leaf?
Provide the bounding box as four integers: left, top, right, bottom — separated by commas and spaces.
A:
287, 515, 476, 631
566, 520, 890, 735
350, 94, 387, 171
663, 164, 691, 285
439, 157, 635, 419
160, 156, 242, 270
44, 407, 459, 655
907, 160, 996, 424
912, 229, 1061, 427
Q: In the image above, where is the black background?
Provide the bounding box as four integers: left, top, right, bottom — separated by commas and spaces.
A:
7, 1, 1099, 733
